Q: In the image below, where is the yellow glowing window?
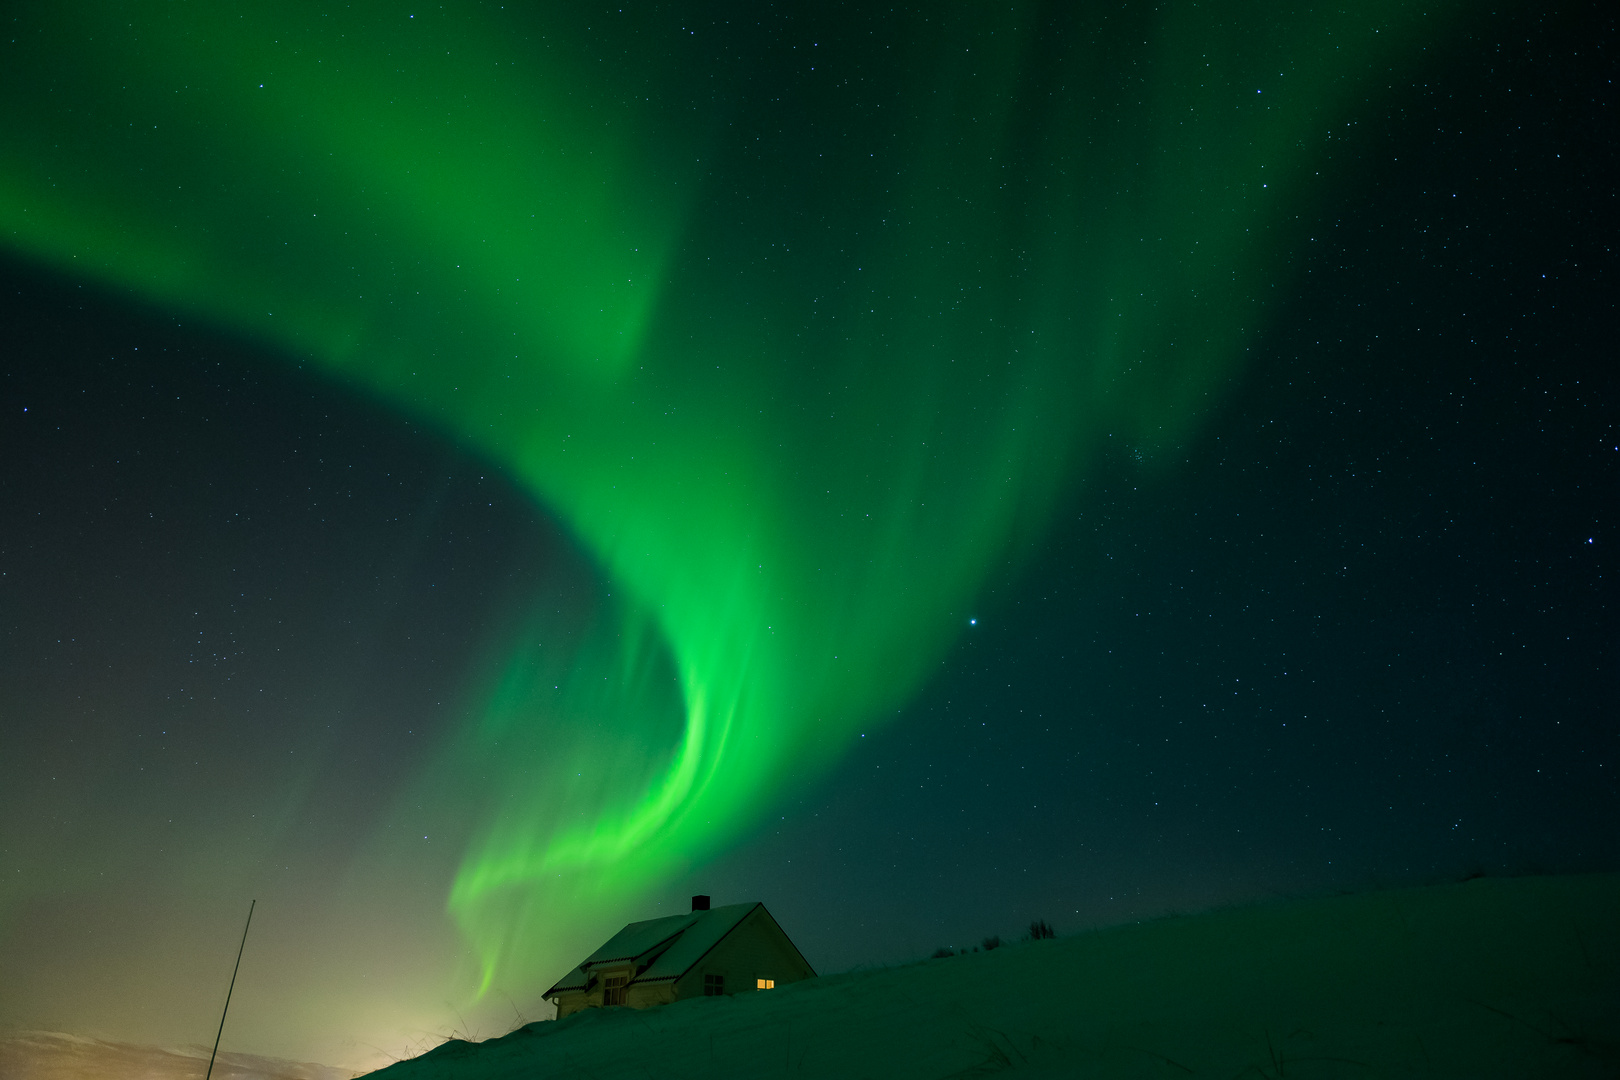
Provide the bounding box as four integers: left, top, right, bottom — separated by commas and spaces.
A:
756, 978, 775, 989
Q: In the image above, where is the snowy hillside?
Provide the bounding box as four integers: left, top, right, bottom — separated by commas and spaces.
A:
367, 874, 1618, 1079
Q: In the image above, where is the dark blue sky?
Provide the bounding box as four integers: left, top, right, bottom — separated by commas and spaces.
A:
704, 3, 1618, 961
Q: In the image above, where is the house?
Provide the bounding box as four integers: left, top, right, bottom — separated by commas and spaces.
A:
545, 896, 815, 1018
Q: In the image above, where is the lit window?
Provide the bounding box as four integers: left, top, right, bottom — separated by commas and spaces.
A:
756, 978, 775, 989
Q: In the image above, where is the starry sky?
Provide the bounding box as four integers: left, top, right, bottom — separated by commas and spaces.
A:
1, 1, 1615, 1071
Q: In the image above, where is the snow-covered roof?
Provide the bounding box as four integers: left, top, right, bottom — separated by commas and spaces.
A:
545, 903, 762, 996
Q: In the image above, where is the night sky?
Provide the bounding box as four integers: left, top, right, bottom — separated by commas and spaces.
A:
1, 2, 1615, 1071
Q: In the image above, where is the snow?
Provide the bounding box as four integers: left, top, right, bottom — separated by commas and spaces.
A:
367, 873, 1618, 1079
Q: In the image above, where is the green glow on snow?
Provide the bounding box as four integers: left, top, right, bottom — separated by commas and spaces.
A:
0, 2, 1464, 995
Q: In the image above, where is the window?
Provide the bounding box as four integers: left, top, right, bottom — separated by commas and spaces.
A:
703, 973, 725, 996
756, 978, 775, 990
603, 974, 627, 1006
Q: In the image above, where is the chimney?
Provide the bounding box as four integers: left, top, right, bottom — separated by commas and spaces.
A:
691, 894, 711, 911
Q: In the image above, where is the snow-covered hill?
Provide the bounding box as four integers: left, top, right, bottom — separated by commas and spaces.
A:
368, 873, 1618, 1079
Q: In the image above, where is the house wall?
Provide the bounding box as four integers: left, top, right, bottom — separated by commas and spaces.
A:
672, 907, 815, 1002
553, 974, 677, 1017
625, 981, 678, 1010
553, 990, 591, 1019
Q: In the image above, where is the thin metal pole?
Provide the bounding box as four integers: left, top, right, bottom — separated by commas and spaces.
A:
205, 900, 255, 1080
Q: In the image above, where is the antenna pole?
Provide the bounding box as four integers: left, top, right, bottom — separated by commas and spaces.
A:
205, 900, 255, 1080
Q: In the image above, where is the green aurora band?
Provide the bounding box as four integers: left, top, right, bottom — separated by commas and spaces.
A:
1, 2, 1464, 995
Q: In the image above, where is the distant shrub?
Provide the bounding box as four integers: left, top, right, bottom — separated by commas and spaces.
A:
981, 935, 1002, 951
931, 947, 956, 959
1027, 919, 1055, 940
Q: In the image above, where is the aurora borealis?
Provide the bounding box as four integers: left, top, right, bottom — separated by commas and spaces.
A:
2, 1, 1615, 1071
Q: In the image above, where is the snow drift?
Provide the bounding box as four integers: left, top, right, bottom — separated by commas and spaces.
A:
366, 873, 1618, 1079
